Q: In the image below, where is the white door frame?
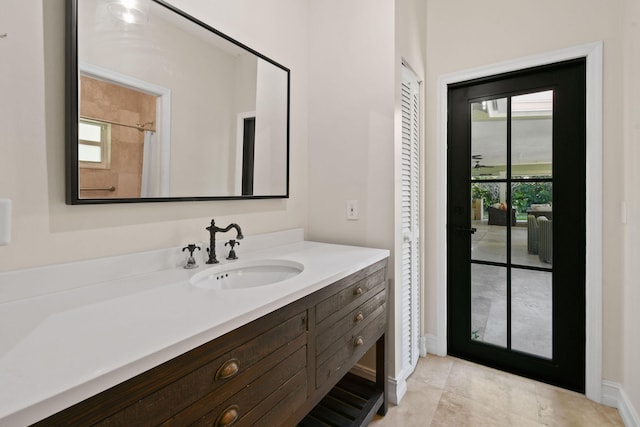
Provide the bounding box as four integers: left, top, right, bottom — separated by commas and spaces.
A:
433, 42, 603, 402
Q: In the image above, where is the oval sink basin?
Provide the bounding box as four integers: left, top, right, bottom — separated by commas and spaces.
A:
190, 259, 304, 290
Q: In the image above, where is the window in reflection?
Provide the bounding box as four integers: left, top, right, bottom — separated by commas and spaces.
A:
79, 119, 111, 168
79, 75, 157, 199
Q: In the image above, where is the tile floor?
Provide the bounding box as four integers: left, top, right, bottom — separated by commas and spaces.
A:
370, 355, 623, 427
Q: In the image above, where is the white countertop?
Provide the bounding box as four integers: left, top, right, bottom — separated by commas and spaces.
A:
0, 231, 389, 426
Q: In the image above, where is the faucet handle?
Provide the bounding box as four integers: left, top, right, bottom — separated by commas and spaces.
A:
225, 239, 240, 260
182, 244, 201, 269
182, 244, 201, 256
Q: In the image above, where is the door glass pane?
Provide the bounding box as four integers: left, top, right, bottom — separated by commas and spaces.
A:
471, 182, 507, 263
471, 98, 507, 180
511, 90, 553, 179
471, 264, 507, 348
511, 182, 553, 267
511, 269, 553, 359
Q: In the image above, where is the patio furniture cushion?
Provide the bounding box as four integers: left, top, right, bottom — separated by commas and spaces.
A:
488, 206, 516, 226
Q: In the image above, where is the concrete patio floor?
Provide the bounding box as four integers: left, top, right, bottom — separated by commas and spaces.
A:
469, 220, 552, 359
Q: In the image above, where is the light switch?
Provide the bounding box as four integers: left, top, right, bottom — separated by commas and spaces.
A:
0, 199, 12, 246
346, 200, 359, 220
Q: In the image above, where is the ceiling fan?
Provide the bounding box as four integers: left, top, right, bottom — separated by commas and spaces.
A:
472, 155, 490, 169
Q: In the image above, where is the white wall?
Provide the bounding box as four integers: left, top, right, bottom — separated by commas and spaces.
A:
307, 0, 411, 393
424, 0, 625, 402
0, 0, 309, 272
307, 0, 395, 258
623, 0, 640, 419
305, 0, 396, 320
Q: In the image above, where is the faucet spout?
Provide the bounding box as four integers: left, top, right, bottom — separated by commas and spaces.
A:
206, 219, 243, 264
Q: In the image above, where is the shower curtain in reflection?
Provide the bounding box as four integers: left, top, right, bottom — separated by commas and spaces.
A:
141, 130, 159, 197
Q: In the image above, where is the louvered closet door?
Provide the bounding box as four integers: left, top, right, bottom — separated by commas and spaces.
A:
400, 64, 421, 378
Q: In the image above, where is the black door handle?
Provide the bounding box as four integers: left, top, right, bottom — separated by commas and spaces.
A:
454, 226, 477, 234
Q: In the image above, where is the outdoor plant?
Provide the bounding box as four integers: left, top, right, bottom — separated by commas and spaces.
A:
471, 180, 552, 218
511, 181, 552, 214
471, 182, 500, 210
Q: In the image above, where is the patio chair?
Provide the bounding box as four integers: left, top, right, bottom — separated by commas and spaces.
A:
538, 216, 552, 264
488, 205, 516, 226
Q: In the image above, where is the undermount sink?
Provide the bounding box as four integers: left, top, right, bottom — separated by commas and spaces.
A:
189, 259, 304, 290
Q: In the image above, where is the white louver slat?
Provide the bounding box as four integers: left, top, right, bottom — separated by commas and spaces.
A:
400, 64, 421, 380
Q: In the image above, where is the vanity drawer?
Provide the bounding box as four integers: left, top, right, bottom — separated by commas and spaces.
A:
316, 287, 386, 356
316, 308, 387, 390
99, 311, 307, 426
36, 309, 308, 427
187, 345, 307, 426
315, 267, 386, 325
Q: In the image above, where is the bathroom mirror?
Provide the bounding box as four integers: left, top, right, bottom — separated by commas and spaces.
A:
66, 0, 290, 204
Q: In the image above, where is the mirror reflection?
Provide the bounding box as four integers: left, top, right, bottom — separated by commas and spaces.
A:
68, 0, 290, 203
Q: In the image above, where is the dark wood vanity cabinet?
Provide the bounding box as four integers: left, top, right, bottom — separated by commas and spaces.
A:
34, 259, 387, 427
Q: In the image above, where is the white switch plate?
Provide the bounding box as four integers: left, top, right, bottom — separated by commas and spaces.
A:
346, 200, 359, 220
0, 199, 12, 246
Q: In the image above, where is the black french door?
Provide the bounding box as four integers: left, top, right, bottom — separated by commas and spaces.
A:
447, 59, 586, 392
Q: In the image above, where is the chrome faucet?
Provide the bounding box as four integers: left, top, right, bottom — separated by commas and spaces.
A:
206, 219, 244, 264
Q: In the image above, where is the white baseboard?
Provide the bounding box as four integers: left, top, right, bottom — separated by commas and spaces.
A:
602, 380, 621, 408
350, 363, 406, 405
387, 375, 407, 406
419, 335, 428, 357
602, 381, 640, 427
350, 363, 376, 382
423, 334, 444, 356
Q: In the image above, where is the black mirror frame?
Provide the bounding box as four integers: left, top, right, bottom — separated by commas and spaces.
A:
65, 0, 290, 204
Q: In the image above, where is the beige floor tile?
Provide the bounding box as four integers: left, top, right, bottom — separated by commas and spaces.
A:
407, 354, 453, 389
370, 383, 442, 426
431, 390, 541, 427
592, 402, 625, 425
444, 358, 539, 422
535, 382, 621, 426
370, 356, 623, 427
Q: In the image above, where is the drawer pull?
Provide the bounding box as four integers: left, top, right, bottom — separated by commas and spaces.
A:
215, 359, 240, 381
215, 405, 239, 426
354, 312, 364, 322
353, 287, 363, 296
354, 336, 364, 347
